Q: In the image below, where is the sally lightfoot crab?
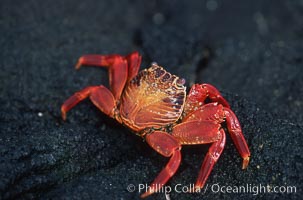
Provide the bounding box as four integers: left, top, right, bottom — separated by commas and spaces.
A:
61, 51, 250, 198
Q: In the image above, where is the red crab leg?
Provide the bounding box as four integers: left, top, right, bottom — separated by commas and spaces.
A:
124, 51, 142, 81
195, 129, 226, 189
172, 120, 221, 145
75, 53, 128, 100
141, 131, 181, 198
182, 102, 225, 122
224, 108, 251, 169
182, 103, 250, 169
61, 85, 115, 120
184, 84, 230, 115
201, 84, 230, 107
172, 121, 225, 190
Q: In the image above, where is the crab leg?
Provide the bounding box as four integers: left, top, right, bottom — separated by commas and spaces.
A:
141, 131, 181, 198
195, 129, 226, 189
172, 120, 225, 190
124, 51, 142, 81
172, 120, 222, 144
200, 84, 230, 107
61, 85, 116, 120
75, 52, 141, 100
224, 108, 251, 169
75, 54, 127, 100
182, 102, 225, 122
182, 103, 250, 169
184, 84, 230, 115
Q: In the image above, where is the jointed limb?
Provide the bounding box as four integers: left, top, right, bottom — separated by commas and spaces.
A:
141, 131, 181, 198
183, 84, 230, 116
195, 129, 226, 188
224, 108, 250, 169
181, 103, 250, 168
61, 85, 116, 120
172, 119, 226, 190
75, 52, 141, 100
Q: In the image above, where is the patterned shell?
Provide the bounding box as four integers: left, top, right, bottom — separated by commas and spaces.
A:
120, 64, 186, 132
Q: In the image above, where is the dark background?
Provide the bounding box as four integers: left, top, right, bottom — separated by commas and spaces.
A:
1, 0, 302, 199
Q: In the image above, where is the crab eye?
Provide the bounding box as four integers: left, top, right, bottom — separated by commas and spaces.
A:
176, 78, 186, 86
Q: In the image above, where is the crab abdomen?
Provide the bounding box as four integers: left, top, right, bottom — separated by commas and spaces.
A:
120, 64, 186, 132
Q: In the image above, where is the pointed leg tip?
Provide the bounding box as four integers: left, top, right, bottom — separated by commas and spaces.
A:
242, 157, 250, 169
75, 57, 83, 69
61, 113, 67, 121
75, 62, 81, 70
139, 184, 156, 198
194, 182, 203, 189
140, 192, 150, 199
61, 108, 67, 121
194, 180, 206, 193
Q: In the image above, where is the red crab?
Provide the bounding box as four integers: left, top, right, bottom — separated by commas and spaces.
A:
61, 51, 250, 198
